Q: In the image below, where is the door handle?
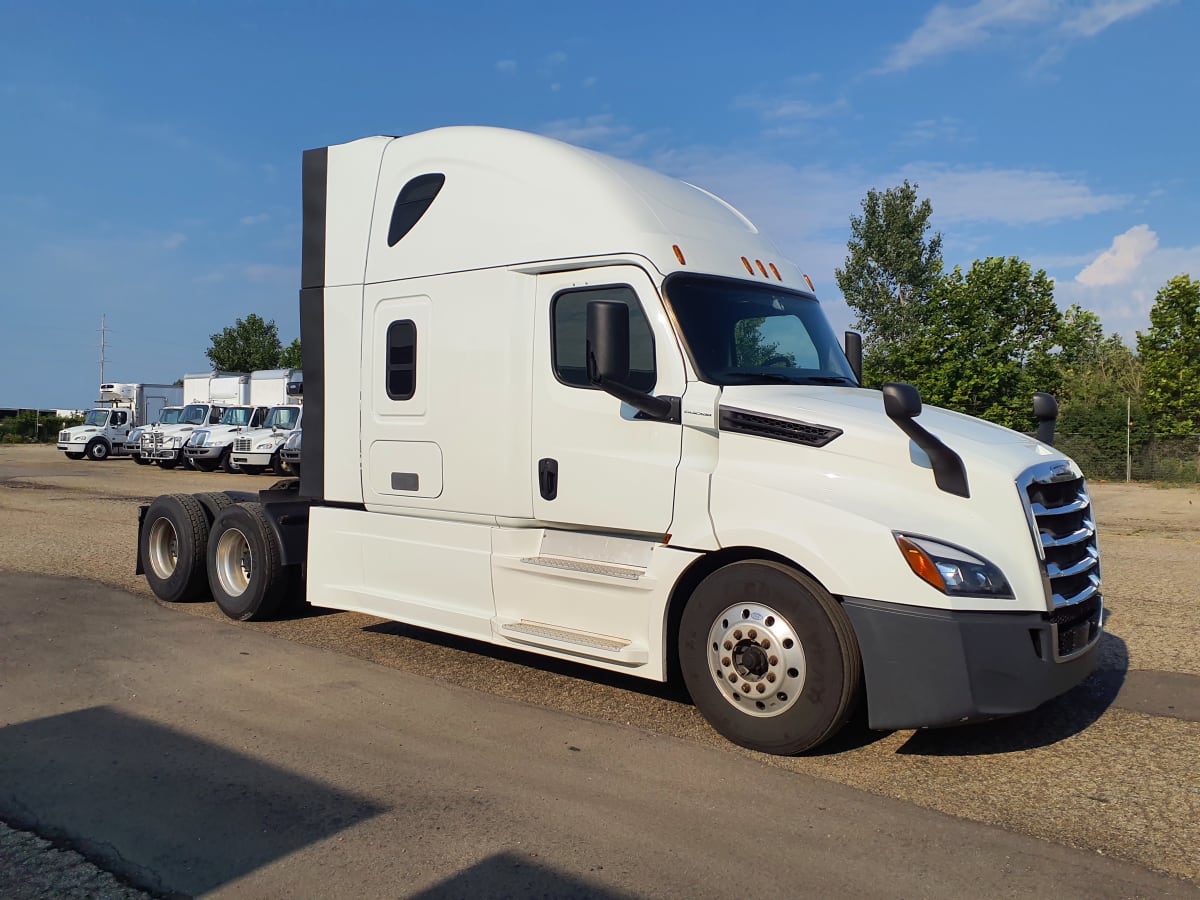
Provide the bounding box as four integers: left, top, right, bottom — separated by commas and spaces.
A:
538, 458, 558, 501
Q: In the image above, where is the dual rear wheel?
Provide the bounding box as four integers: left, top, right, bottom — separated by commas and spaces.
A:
140, 493, 292, 621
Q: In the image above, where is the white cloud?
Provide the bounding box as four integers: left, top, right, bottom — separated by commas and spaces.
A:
1076, 224, 1159, 286
495, 59, 516, 74
240, 213, 270, 226
904, 164, 1129, 224
1055, 239, 1200, 341
735, 92, 848, 123
880, 0, 1169, 72
1062, 0, 1170, 36
161, 232, 186, 250
538, 115, 658, 157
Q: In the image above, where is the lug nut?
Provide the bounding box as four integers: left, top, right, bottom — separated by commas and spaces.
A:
733, 630, 743, 640
741, 683, 751, 693
748, 629, 757, 640
761, 639, 770, 649
728, 673, 738, 683
723, 640, 733, 651
767, 673, 776, 683
768, 655, 778, 666
756, 683, 765, 694
721, 657, 731, 667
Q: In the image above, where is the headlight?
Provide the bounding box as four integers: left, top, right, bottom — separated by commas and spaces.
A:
74, 434, 87, 443
255, 440, 277, 451
168, 435, 184, 448
285, 432, 302, 450
129, 429, 144, 441
189, 431, 209, 447
894, 534, 1012, 597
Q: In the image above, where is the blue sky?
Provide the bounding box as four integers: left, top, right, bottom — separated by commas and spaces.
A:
2, 0, 1195, 409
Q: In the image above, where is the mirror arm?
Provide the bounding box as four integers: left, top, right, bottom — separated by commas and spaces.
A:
595, 378, 680, 423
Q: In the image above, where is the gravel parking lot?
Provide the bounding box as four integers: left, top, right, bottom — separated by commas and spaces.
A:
1, 444, 1198, 887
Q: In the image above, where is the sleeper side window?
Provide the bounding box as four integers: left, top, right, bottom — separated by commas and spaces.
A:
551, 285, 656, 392
386, 320, 417, 400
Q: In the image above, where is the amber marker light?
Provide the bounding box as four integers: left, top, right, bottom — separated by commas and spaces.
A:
756, 259, 769, 277
741, 256, 755, 275
673, 244, 687, 265
803, 274, 815, 291
896, 535, 945, 592
769, 263, 782, 281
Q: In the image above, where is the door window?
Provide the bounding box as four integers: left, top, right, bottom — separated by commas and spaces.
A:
551, 285, 656, 392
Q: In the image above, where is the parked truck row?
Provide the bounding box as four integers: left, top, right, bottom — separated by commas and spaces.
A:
59, 370, 303, 475
136, 127, 1102, 755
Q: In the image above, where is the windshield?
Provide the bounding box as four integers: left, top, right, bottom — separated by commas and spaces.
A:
663, 274, 857, 386
219, 406, 254, 426
265, 406, 300, 430
179, 404, 209, 425
83, 410, 109, 427
158, 408, 183, 425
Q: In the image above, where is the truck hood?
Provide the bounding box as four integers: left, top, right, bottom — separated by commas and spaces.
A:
719, 384, 1063, 479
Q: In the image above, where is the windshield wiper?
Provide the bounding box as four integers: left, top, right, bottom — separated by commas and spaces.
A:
792, 375, 857, 385
720, 372, 802, 384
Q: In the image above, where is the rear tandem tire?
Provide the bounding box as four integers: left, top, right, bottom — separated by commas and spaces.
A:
678, 560, 863, 755
140, 493, 211, 603
207, 502, 289, 621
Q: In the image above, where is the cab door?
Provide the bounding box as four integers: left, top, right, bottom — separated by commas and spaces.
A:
531, 265, 684, 535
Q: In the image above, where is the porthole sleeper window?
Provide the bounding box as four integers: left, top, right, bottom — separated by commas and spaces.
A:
386, 320, 417, 400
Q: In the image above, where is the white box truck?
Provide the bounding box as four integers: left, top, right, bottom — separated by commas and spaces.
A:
57, 382, 183, 461
143, 372, 249, 469
136, 127, 1102, 754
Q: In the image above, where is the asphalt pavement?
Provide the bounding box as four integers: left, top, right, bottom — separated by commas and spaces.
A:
1, 573, 1193, 899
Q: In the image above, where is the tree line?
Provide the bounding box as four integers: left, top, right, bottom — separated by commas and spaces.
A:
835, 182, 1199, 461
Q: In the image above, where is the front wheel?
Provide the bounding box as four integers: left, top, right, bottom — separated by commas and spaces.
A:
207, 502, 289, 621
65, 452, 85, 460
240, 464, 265, 476
133, 455, 151, 466
158, 457, 179, 470
85, 440, 110, 461
220, 448, 241, 474
678, 560, 862, 755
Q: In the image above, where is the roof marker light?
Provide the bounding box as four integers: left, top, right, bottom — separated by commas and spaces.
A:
673, 244, 687, 265
769, 263, 782, 281
741, 256, 755, 275
756, 259, 769, 278
803, 274, 815, 292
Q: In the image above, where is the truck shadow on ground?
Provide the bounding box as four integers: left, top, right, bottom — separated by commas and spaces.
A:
0, 706, 385, 897
895, 629, 1128, 756
360, 617, 1126, 759
411, 851, 634, 899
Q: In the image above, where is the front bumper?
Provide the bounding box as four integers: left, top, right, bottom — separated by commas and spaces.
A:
842, 595, 1102, 731
184, 445, 227, 461
232, 451, 273, 466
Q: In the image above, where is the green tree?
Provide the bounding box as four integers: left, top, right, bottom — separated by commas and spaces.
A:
909, 257, 1063, 430
1137, 274, 1200, 435
835, 180, 943, 385
205, 313, 284, 373
279, 337, 302, 369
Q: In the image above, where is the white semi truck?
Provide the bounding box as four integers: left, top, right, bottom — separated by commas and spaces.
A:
230, 403, 302, 475
137, 127, 1102, 754
129, 405, 185, 465
57, 382, 184, 461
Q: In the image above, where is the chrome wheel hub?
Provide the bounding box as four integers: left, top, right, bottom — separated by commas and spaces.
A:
214, 528, 253, 597
707, 602, 805, 717
147, 518, 179, 580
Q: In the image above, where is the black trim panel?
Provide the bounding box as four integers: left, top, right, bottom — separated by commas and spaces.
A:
299, 146, 328, 502
301, 147, 327, 290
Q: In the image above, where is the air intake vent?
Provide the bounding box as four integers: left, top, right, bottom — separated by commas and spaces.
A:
718, 406, 842, 448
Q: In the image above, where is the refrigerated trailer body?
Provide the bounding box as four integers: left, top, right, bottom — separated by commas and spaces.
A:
137, 127, 1102, 754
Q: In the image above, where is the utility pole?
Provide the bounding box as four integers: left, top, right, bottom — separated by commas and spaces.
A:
99, 314, 109, 387
1126, 395, 1132, 483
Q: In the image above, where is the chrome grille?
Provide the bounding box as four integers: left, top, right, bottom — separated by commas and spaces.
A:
234, 438, 252, 452
1018, 461, 1103, 659
59, 430, 69, 442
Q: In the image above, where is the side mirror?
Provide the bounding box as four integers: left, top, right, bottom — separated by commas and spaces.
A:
844, 331, 863, 384
586, 301, 630, 386
882, 382, 922, 420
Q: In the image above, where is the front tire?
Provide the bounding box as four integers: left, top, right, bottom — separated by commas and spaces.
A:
65, 452, 85, 460
133, 455, 151, 466
140, 494, 210, 603
240, 464, 265, 476
207, 502, 289, 621
85, 439, 110, 461
220, 448, 241, 474
158, 457, 179, 470
678, 560, 862, 755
